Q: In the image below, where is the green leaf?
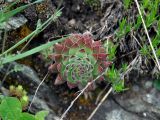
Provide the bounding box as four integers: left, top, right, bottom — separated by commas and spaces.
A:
76, 51, 86, 58
0, 97, 22, 120
123, 0, 132, 9
87, 55, 96, 65
67, 67, 76, 83
35, 110, 49, 120
134, 15, 142, 30
92, 63, 99, 76
84, 47, 92, 54
21, 113, 35, 120
2, 37, 66, 64
1, 5, 28, 23
1, 9, 62, 56
142, 0, 149, 8
69, 48, 79, 55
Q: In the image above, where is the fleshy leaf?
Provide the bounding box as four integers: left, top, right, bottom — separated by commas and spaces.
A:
54, 54, 62, 62
54, 74, 65, 85
93, 53, 108, 60
50, 33, 110, 91
48, 63, 58, 73
64, 38, 74, 47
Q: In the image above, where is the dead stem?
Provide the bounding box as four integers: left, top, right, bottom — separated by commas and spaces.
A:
28, 71, 49, 111
87, 87, 113, 120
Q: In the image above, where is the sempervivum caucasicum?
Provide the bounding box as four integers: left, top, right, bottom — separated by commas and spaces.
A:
49, 32, 111, 90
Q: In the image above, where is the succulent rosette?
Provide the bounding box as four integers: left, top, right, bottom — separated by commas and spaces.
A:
49, 33, 110, 90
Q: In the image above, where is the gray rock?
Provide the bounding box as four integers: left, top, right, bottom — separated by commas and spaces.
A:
0, 15, 27, 30
0, 62, 60, 120
92, 79, 160, 120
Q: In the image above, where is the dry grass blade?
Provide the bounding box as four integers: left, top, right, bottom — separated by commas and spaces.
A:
87, 87, 113, 120
28, 71, 49, 111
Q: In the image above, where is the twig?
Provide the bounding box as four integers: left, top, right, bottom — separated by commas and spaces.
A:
28, 71, 49, 111
87, 87, 113, 120
60, 69, 109, 120
134, 0, 160, 71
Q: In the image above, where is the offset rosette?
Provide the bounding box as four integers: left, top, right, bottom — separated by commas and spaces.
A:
49, 33, 111, 90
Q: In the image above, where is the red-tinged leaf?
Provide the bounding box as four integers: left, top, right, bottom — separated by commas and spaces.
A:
84, 38, 93, 48
92, 41, 102, 47
99, 48, 105, 53
93, 46, 100, 53
54, 44, 69, 53
54, 44, 64, 53
77, 34, 91, 47
54, 54, 62, 62
83, 34, 92, 43
77, 37, 85, 45
93, 46, 105, 53
54, 74, 65, 85
102, 61, 112, 68
48, 63, 58, 73
71, 34, 82, 43
64, 38, 74, 47
67, 82, 77, 89
99, 76, 105, 81
57, 63, 61, 72
72, 43, 79, 48
93, 53, 108, 60
48, 54, 55, 60
98, 66, 103, 72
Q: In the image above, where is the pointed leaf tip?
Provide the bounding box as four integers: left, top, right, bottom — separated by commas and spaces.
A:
54, 74, 65, 85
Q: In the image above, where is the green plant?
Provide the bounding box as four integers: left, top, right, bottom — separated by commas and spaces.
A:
123, 0, 132, 9
0, 96, 48, 120
140, 45, 150, 56
0, 0, 65, 67
118, 0, 160, 90
104, 40, 117, 61
116, 18, 131, 39
49, 33, 111, 90
0, 8, 64, 65
105, 64, 127, 92
0, 0, 43, 29
103, 39, 127, 92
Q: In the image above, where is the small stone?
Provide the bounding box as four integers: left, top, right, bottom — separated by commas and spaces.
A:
143, 112, 147, 117
2, 15, 28, 30
68, 19, 76, 27
144, 81, 152, 89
